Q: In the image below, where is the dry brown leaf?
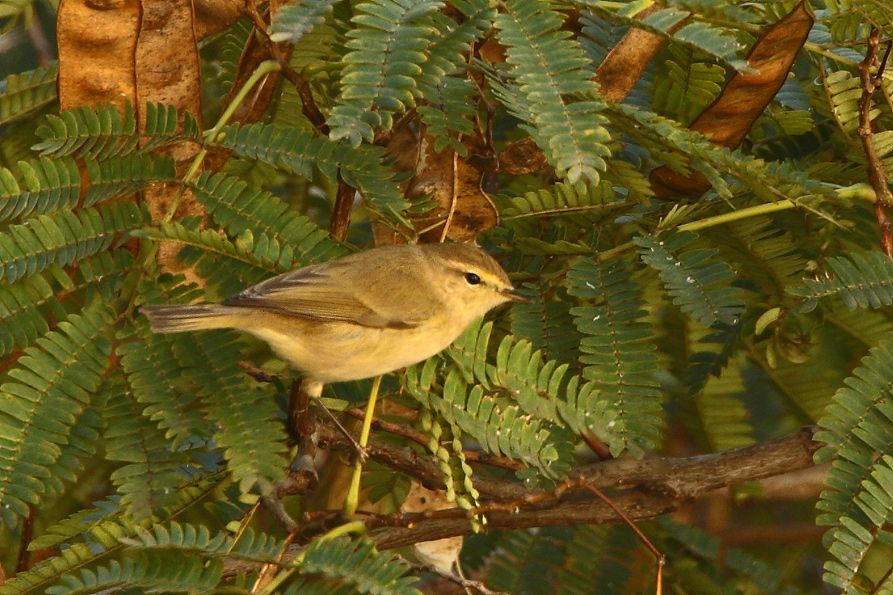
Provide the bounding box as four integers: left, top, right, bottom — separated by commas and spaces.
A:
498, 137, 549, 176
478, 35, 506, 64
595, 5, 687, 103
136, 0, 206, 280
194, 0, 248, 39
57, 0, 140, 111
379, 127, 498, 245
650, 1, 814, 197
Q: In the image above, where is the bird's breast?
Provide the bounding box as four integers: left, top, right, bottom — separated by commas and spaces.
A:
246, 312, 465, 384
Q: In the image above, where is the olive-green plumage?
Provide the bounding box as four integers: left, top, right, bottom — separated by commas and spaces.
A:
142, 242, 525, 395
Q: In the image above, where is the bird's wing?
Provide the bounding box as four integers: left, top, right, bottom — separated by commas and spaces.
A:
223, 261, 437, 329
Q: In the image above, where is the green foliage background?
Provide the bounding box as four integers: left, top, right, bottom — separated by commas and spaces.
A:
0, 0, 892, 592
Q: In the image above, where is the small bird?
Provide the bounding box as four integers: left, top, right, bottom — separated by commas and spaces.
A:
142, 242, 526, 397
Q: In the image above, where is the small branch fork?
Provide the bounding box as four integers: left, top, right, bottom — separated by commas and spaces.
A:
857, 27, 893, 257
227, 423, 819, 588
245, 0, 328, 133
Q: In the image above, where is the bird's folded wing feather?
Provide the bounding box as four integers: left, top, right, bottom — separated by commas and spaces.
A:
222, 264, 436, 329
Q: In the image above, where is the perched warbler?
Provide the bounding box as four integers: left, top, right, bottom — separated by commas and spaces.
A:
142, 242, 526, 396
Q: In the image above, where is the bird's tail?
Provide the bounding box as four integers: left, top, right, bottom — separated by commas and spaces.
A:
140, 304, 243, 333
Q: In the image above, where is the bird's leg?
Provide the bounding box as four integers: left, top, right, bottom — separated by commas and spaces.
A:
343, 375, 382, 516
287, 379, 320, 485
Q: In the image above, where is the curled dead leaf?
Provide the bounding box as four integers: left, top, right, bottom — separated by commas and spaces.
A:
650, 1, 814, 197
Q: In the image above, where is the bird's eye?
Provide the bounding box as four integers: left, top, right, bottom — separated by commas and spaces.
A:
465, 272, 481, 285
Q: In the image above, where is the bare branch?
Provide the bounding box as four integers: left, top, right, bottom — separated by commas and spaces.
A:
858, 28, 893, 257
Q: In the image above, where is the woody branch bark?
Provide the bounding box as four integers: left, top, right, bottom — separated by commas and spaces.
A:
857, 28, 893, 258
224, 425, 819, 578
340, 426, 819, 547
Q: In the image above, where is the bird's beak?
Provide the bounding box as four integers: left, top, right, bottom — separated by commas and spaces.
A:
502, 287, 532, 304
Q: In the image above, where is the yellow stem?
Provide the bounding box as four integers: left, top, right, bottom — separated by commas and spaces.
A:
344, 375, 382, 516
162, 59, 282, 223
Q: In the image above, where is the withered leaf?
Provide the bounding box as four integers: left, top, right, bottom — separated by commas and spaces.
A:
650, 1, 814, 197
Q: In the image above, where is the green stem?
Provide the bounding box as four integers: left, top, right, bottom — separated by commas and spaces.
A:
344, 375, 382, 516
162, 59, 282, 223
596, 199, 802, 262
677, 199, 797, 232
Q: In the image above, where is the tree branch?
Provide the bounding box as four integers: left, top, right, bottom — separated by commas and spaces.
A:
316, 423, 820, 544
226, 426, 819, 578
858, 28, 893, 257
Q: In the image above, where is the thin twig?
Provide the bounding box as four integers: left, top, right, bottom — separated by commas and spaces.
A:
857, 28, 893, 257
330, 180, 355, 241
251, 532, 299, 593
238, 361, 281, 384
245, 0, 328, 132
439, 149, 460, 243
582, 483, 664, 595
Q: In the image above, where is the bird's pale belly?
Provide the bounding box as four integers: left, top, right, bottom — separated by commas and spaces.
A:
248, 318, 461, 383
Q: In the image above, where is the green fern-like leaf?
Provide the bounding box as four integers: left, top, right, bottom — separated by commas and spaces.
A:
788, 251, 893, 311
216, 122, 409, 218
28, 498, 132, 551
447, 321, 624, 456
0, 542, 100, 595
127, 521, 283, 563
139, 103, 200, 152
171, 330, 289, 493
553, 374, 624, 450
0, 250, 133, 358
494, 0, 611, 183
0, 65, 58, 127
567, 256, 664, 453
136, 221, 287, 279
406, 362, 568, 477
32, 103, 139, 159
705, 217, 806, 302
418, 76, 477, 155
611, 102, 840, 204
695, 355, 753, 451
118, 319, 214, 450
0, 157, 80, 221
269, 0, 338, 44
298, 536, 421, 594
0, 302, 116, 529
500, 179, 621, 221
44, 551, 223, 595
32, 103, 198, 159
326, 0, 444, 145
102, 375, 192, 522
636, 230, 745, 327
665, 20, 744, 67
416, 0, 495, 154
652, 46, 724, 124
814, 338, 893, 590
827, 69, 863, 133
0, 200, 147, 284
686, 322, 741, 397
83, 154, 177, 207
447, 321, 569, 426
509, 295, 580, 364
0, 270, 55, 357
191, 171, 346, 264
